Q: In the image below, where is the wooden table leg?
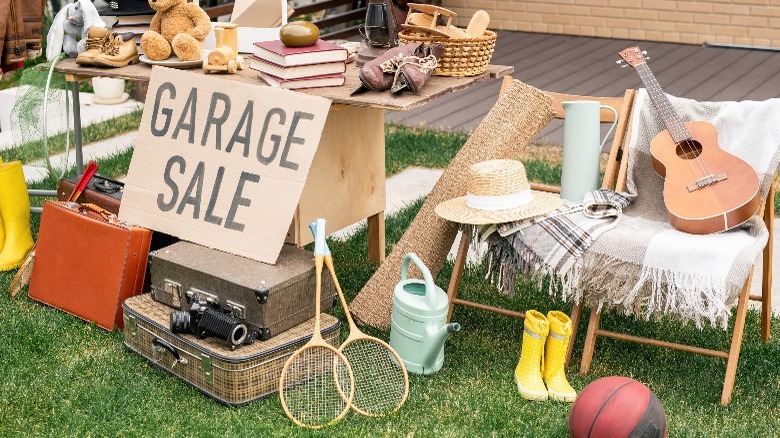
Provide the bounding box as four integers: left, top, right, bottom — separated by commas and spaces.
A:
368, 212, 386, 264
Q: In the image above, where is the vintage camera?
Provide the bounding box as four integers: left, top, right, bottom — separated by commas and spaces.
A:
170, 298, 248, 348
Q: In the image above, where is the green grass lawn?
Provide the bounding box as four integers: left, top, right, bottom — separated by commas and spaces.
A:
1, 124, 780, 436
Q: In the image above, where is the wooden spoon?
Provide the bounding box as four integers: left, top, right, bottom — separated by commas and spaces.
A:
466, 10, 490, 37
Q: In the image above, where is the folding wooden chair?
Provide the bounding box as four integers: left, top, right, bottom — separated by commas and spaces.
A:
445, 86, 638, 366
578, 122, 774, 407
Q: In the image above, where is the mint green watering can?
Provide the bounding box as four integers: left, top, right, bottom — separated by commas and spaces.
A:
560, 100, 618, 202
389, 253, 461, 375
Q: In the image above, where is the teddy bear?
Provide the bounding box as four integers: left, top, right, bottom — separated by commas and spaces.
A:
141, 0, 211, 61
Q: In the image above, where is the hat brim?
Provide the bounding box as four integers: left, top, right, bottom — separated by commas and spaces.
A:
434, 190, 562, 225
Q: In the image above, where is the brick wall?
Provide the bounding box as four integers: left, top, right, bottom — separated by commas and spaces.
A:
443, 0, 780, 47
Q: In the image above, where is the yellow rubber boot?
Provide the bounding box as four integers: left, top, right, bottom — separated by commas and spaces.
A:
0, 161, 33, 271
0, 157, 5, 251
0, 191, 4, 252
543, 311, 577, 402
514, 310, 549, 401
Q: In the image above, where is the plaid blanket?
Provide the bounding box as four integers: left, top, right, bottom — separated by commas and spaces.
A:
488, 89, 780, 328
483, 189, 630, 297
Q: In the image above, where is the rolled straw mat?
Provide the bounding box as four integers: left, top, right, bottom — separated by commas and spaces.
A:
350, 79, 555, 329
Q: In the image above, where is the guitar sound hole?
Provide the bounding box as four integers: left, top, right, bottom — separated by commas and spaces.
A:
675, 140, 702, 159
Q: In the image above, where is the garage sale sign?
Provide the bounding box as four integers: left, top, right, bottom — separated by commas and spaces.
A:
119, 66, 331, 264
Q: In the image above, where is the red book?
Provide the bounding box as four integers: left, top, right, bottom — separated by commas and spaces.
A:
249, 56, 346, 80
252, 39, 348, 67
257, 71, 345, 90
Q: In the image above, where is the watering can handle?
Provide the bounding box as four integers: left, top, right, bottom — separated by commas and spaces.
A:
400, 253, 438, 308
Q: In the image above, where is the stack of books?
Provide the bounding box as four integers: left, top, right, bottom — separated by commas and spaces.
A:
250, 39, 349, 90
113, 14, 154, 45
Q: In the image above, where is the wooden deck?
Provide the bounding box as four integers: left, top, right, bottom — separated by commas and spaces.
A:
386, 31, 780, 145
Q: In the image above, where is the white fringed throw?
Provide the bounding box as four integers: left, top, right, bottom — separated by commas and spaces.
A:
491, 89, 780, 328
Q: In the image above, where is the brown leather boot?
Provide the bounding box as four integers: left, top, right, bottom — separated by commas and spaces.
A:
76, 27, 111, 66
351, 43, 423, 95
390, 43, 445, 94
91, 32, 139, 68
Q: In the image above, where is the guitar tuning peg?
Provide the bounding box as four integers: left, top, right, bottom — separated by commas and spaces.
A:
642, 50, 648, 55
621, 64, 628, 68
616, 60, 623, 65
645, 56, 650, 61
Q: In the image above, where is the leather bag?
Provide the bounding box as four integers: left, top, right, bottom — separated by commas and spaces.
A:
1, 0, 26, 65
22, 0, 45, 56
28, 201, 152, 330
57, 174, 124, 215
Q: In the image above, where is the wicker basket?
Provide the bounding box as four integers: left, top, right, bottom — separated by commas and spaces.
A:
398, 29, 497, 77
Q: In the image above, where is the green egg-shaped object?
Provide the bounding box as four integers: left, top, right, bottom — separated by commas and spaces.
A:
280, 21, 320, 47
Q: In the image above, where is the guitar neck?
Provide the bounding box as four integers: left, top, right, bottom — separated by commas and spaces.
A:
634, 63, 691, 143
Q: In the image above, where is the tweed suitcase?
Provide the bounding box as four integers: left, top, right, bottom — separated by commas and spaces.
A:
149, 241, 336, 342
123, 294, 341, 405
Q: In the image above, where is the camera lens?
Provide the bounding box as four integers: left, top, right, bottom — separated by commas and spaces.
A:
198, 309, 248, 347
230, 324, 248, 346
170, 310, 191, 333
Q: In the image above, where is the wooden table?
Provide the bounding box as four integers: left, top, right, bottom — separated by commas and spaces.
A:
55, 58, 513, 263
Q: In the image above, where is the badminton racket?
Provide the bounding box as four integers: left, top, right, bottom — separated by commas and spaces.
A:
310, 221, 409, 417
279, 218, 355, 429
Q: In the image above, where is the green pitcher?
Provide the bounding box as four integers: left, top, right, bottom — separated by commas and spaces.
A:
560, 100, 618, 202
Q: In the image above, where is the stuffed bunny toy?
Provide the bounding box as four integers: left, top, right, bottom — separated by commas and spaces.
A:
62, 1, 85, 57
47, 0, 105, 61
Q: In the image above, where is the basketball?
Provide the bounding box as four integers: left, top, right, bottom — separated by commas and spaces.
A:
569, 376, 667, 438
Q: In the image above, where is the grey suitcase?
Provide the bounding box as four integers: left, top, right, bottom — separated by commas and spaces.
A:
149, 241, 336, 342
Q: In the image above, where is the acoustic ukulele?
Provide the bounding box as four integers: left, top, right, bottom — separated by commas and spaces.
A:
617, 46, 760, 234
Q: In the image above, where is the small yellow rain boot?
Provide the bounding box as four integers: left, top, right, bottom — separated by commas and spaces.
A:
0, 204, 5, 252
514, 310, 549, 401
543, 310, 577, 402
0, 158, 8, 252
0, 161, 33, 271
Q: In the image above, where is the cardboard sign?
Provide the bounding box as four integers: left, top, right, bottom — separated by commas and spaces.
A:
231, 0, 288, 28
119, 66, 331, 264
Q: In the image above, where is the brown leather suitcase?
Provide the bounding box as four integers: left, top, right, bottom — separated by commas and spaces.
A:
28, 201, 152, 330
123, 294, 341, 405
56, 174, 124, 215
149, 241, 336, 342
56, 173, 178, 265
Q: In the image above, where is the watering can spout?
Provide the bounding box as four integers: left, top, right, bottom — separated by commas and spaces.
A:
422, 322, 460, 368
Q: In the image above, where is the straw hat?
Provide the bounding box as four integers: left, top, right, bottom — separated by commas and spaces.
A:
434, 159, 561, 225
